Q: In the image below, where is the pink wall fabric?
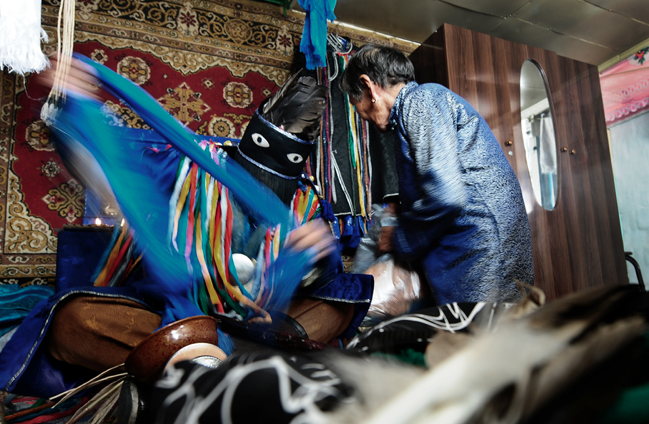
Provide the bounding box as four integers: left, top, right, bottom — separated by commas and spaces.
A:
601, 47, 649, 125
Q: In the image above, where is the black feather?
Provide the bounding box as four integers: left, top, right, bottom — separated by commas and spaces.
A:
261, 73, 328, 141
262, 70, 303, 116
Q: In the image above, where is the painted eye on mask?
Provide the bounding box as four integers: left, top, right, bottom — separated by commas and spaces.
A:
286, 153, 303, 164
252, 133, 270, 148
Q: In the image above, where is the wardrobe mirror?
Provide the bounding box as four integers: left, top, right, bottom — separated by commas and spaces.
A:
520, 59, 559, 211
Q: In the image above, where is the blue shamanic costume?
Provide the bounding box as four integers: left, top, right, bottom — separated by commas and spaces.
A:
389, 82, 534, 304
0, 55, 372, 398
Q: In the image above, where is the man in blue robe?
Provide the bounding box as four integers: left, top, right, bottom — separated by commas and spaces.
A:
341, 44, 534, 305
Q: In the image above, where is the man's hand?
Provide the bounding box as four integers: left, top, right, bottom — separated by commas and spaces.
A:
378, 225, 395, 253
284, 219, 336, 263
35, 56, 104, 101
377, 201, 399, 253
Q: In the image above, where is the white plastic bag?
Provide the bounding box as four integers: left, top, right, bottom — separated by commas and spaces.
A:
363, 254, 423, 326
352, 204, 396, 274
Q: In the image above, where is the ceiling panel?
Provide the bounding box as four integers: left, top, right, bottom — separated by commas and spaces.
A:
567, 16, 649, 52
303, 0, 648, 66
436, 0, 530, 17
489, 18, 619, 64
513, 0, 602, 30
418, 2, 507, 35
585, 0, 649, 25
334, 0, 505, 43
333, 0, 442, 42
513, 0, 649, 51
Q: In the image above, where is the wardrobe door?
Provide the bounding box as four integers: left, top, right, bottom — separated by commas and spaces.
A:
409, 24, 627, 300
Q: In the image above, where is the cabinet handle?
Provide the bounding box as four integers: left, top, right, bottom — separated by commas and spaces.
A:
504, 140, 513, 146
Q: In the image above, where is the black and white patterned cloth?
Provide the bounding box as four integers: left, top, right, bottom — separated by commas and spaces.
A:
150, 302, 517, 424
151, 351, 355, 424
348, 302, 513, 355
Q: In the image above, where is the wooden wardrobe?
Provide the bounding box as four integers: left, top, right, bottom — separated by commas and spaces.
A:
408, 24, 628, 300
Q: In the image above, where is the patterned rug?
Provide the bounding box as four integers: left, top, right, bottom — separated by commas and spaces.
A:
0, 0, 415, 286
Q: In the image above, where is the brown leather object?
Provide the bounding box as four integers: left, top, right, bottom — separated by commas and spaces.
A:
125, 316, 220, 384
284, 298, 354, 344
46, 296, 162, 372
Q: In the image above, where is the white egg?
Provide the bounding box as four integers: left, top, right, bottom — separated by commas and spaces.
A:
232, 253, 255, 290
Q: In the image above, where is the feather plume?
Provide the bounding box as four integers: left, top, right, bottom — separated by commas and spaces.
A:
262, 70, 303, 116
261, 71, 328, 141
306, 285, 647, 424
348, 284, 647, 424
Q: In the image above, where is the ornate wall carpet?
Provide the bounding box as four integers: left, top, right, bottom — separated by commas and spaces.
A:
0, 0, 416, 286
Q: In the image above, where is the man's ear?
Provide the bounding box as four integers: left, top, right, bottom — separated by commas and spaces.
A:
359, 74, 378, 100
359, 74, 372, 88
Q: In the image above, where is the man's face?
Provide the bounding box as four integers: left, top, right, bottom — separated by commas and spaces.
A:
350, 92, 391, 132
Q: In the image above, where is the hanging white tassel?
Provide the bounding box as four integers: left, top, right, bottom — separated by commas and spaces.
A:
41, 0, 75, 123
0, 0, 49, 75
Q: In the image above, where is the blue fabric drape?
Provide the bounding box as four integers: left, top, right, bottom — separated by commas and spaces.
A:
0, 55, 371, 398
56, 55, 316, 321
0, 285, 54, 338
298, 0, 336, 69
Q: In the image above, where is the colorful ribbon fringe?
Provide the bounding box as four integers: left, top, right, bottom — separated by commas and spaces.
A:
308, 51, 372, 234
93, 140, 323, 322
50, 55, 318, 333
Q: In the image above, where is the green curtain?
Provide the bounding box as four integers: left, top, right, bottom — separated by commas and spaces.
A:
254, 0, 294, 15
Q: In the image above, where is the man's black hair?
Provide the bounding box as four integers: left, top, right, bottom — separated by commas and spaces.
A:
341, 44, 415, 101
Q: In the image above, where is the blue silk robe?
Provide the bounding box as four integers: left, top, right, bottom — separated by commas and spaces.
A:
389, 82, 534, 304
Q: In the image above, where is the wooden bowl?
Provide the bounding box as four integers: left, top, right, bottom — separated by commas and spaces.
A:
125, 315, 219, 384
163, 342, 227, 373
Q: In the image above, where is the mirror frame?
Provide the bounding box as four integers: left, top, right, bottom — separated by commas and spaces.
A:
519, 58, 561, 212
